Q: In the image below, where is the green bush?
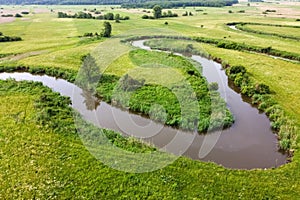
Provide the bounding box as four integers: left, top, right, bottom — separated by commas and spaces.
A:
15, 13, 22, 17
255, 83, 270, 94
0, 33, 22, 42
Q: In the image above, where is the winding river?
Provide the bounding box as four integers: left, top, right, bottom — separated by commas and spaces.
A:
0, 40, 287, 169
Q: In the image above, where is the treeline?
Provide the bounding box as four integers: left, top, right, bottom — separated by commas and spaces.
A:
228, 22, 300, 41
0, 32, 22, 42
0, 0, 125, 5
142, 10, 178, 19
0, 0, 238, 7
122, 0, 238, 8
1, 13, 23, 17
58, 11, 129, 20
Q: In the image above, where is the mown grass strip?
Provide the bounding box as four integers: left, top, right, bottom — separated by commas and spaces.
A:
227, 22, 300, 41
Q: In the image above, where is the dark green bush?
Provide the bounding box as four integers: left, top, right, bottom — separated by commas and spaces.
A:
255, 83, 270, 94
142, 14, 149, 19
15, 13, 22, 17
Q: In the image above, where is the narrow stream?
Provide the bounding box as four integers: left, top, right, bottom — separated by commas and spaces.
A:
0, 40, 287, 169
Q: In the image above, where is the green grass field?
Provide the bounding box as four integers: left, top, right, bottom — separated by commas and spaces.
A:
1, 1, 300, 198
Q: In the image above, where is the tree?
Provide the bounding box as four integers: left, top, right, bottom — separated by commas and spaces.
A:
153, 5, 162, 19
101, 21, 112, 37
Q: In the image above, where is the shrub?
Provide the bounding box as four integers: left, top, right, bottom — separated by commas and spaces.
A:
255, 83, 270, 94
229, 65, 246, 75
15, 13, 22, 17
83, 32, 93, 37
208, 82, 219, 91
142, 15, 149, 19
265, 9, 276, 12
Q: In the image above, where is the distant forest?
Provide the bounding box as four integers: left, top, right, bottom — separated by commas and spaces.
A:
122, 0, 238, 8
0, 0, 238, 8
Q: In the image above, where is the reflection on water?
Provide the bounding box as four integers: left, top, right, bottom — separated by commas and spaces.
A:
81, 90, 100, 111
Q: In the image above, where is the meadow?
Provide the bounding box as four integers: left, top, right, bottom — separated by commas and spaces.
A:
1, 1, 300, 198
243, 24, 300, 38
